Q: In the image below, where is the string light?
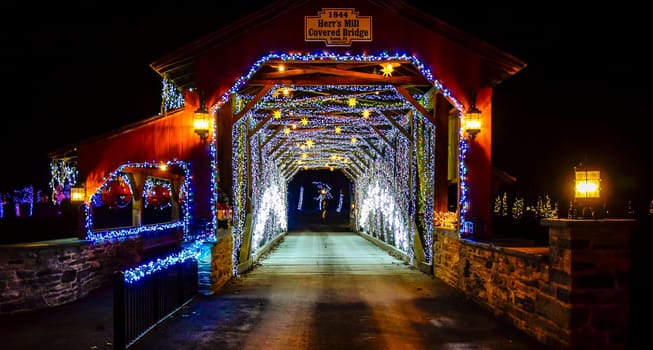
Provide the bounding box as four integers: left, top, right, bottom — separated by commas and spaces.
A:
49, 157, 78, 204
84, 160, 193, 243
123, 241, 201, 284
297, 186, 304, 210
161, 76, 185, 112
204, 51, 470, 270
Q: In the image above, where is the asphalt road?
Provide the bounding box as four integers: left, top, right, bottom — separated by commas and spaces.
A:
129, 231, 550, 350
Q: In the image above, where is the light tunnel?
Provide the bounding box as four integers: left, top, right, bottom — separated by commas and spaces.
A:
224, 53, 463, 271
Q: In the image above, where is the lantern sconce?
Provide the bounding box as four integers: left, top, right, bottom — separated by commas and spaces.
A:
194, 90, 210, 143
464, 90, 482, 140
70, 185, 86, 203
573, 162, 602, 219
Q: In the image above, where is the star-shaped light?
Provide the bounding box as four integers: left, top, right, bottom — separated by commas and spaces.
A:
347, 97, 357, 107
362, 109, 371, 119
334, 126, 342, 134
380, 63, 394, 77
301, 153, 308, 159
351, 137, 357, 144
284, 127, 290, 134
273, 110, 282, 120
273, 86, 293, 98
301, 117, 309, 126
306, 139, 314, 148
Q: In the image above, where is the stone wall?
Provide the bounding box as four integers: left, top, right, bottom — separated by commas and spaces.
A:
198, 228, 234, 295
0, 237, 143, 314
433, 219, 633, 349
544, 219, 632, 349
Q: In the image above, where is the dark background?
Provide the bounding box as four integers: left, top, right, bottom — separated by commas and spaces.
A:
0, 2, 649, 341
1, 2, 650, 215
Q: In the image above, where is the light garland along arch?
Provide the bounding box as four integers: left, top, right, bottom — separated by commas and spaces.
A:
208, 51, 471, 273
84, 160, 193, 243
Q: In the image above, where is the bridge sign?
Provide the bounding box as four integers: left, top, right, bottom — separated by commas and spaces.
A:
305, 8, 372, 47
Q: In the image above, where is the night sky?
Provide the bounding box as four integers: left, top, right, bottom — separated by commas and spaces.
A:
1, 2, 650, 214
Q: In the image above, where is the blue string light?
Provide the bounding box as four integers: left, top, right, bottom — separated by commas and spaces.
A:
215, 51, 470, 270
123, 241, 201, 284
84, 160, 192, 244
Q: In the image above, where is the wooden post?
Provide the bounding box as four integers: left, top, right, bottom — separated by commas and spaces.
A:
434, 94, 450, 213
218, 94, 235, 202
126, 172, 145, 228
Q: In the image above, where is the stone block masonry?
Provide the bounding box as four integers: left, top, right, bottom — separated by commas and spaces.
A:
0, 237, 143, 314
433, 219, 634, 350
198, 228, 234, 295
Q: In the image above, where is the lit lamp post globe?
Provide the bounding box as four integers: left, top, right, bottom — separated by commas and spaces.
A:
573, 163, 602, 219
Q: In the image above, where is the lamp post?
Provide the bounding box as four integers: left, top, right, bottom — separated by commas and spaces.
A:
573, 162, 602, 219
69, 185, 86, 239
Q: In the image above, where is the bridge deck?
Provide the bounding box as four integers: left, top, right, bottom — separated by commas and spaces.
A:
0, 230, 550, 349
133, 230, 549, 349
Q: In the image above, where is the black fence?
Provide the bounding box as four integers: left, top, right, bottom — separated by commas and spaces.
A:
113, 257, 198, 349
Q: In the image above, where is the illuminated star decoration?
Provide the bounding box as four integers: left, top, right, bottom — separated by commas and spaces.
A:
284, 127, 291, 134
362, 109, 371, 119
334, 126, 342, 134
305, 139, 314, 148
301, 117, 309, 126
380, 63, 394, 77
271, 86, 293, 98
347, 97, 357, 107
273, 110, 282, 120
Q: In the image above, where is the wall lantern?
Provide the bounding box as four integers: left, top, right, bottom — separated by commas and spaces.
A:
70, 186, 86, 203
573, 162, 602, 218
464, 90, 481, 140
193, 91, 210, 143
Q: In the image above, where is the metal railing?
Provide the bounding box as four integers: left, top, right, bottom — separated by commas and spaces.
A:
113, 256, 198, 349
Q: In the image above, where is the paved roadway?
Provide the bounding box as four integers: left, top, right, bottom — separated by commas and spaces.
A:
129, 231, 549, 350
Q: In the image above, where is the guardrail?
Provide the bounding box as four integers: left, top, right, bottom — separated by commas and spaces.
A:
113, 246, 200, 349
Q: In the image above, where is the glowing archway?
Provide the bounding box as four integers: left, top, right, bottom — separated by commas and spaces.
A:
210, 52, 470, 275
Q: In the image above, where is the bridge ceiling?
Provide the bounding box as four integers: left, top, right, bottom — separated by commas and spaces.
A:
234, 59, 434, 181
